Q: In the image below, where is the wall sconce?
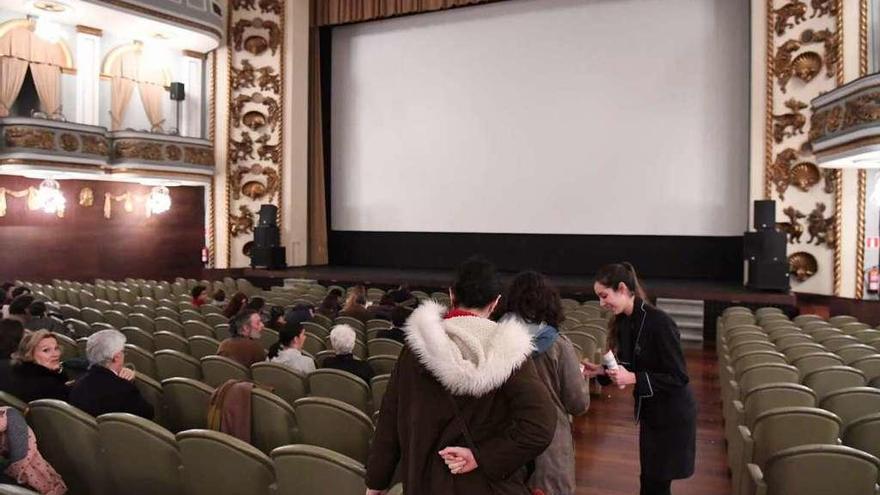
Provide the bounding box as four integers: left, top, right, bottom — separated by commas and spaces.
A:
35, 178, 65, 214
146, 185, 171, 215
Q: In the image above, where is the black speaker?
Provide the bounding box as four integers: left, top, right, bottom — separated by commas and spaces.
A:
747, 260, 790, 291
254, 225, 280, 247
258, 204, 278, 226
169, 82, 185, 101
754, 200, 776, 231
744, 231, 787, 262
250, 246, 286, 269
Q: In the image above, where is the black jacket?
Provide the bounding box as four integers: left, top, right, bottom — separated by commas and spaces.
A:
323, 354, 374, 385
8, 362, 70, 402
600, 299, 696, 480
69, 365, 154, 419
375, 327, 405, 344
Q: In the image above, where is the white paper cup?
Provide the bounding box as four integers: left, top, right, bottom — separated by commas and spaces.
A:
602, 350, 619, 370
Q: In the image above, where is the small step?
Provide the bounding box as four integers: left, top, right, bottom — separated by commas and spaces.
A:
656, 298, 704, 343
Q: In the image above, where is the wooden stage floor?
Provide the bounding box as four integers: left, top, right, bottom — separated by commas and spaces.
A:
572, 343, 729, 494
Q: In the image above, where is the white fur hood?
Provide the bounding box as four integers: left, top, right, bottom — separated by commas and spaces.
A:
404, 300, 534, 397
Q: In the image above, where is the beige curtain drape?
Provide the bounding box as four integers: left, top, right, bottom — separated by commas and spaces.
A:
137, 82, 165, 130
110, 77, 135, 131
307, 28, 328, 264
0, 58, 28, 117
29, 63, 61, 114
316, 0, 501, 25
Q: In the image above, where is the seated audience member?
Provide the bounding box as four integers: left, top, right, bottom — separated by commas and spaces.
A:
223, 292, 249, 319
25, 301, 68, 335
69, 329, 154, 419
218, 310, 266, 367
0, 319, 25, 394
369, 294, 396, 321
284, 305, 313, 325
0, 407, 67, 495
269, 320, 316, 375
388, 284, 413, 304
246, 297, 266, 313
323, 325, 373, 384
212, 289, 227, 308
9, 330, 69, 402
338, 286, 372, 324
266, 305, 286, 331
376, 306, 410, 344
191, 285, 209, 307
6, 295, 34, 326
316, 291, 342, 319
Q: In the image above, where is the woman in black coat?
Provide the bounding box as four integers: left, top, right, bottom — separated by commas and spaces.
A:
583, 263, 696, 495
8, 329, 70, 403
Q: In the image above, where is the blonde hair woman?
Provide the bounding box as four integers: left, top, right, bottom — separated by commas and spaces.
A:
9, 330, 69, 402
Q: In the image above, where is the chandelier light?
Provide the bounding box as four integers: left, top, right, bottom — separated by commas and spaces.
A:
36, 178, 65, 214
146, 186, 171, 215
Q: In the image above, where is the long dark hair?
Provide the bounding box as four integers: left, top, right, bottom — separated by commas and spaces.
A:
594, 262, 648, 351
223, 292, 248, 318
497, 271, 562, 328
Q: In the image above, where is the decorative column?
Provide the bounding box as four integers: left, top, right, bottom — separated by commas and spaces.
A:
74, 25, 101, 125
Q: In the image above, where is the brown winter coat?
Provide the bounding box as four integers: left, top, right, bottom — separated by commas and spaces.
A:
365, 301, 556, 495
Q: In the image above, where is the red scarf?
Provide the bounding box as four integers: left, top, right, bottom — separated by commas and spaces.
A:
444, 308, 479, 319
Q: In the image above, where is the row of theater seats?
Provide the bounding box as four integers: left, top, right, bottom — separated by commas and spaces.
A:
0, 399, 396, 495
717, 307, 880, 495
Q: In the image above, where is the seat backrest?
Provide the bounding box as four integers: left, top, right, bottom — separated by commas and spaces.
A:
732, 351, 788, 377
367, 355, 398, 376
0, 484, 42, 494
334, 317, 365, 332
742, 383, 816, 428
367, 338, 403, 358
124, 344, 157, 380
251, 388, 298, 454
0, 391, 27, 413
154, 331, 190, 353
27, 399, 103, 495
183, 320, 215, 339
54, 333, 79, 361
842, 412, 880, 461
293, 397, 374, 464
308, 368, 371, 414
793, 314, 824, 326
751, 406, 842, 467
180, 309, 203, 322
835, 344, 877, 364
161, 377, 214, 433
370, 374, 391, 414
780, 342, 825, 360
792, 352, 845, 378
155, 350, 202, 381
188, 336, 220, 360
303, 321, 330, 340
727, 332, 770, 350
102, 310, 128, 329
121, 326, 155, 352
818, 386, 880, 428
853, 329, 880, 344
802, 366, 866, 401
314, 350, 336, 368
156, 307, 180, 321
80, 307, 104, 325
251, 362, 308, 406
97, 413, 183, 495
763, 444, 879, 495
850, 355, 880, 383
201, 355, 250, 387
260, 328, 279, 351
771, 334, 813, 349
828, 315, 859, 326
810, 328, 844, 341
738, 363, 800, 397
128, 313, 155, 333
271, 444, 366, 495
303, 332, 327, 355
730, 340, 777, 358
822, 335, 861, 351
205, 313, 229, 327
177, 429, 276, 495
134, 373, 166, 427
155, 316, 185, 336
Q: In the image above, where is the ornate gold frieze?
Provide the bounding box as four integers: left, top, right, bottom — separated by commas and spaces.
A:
81, 135, 109, 156
184, 146, 214, 166
59, 133, 80, 152
232, 18, 282, 55
4, 127, 55, 150
229, 204, 255, 236
114, 140, 163, 161
166, 145, 182, 161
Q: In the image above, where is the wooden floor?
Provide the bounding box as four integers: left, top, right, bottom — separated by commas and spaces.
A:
573, 343, 730, 495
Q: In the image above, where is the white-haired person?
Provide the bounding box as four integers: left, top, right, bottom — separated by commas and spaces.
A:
69, 329, 154, 419
323, 324, 374, 385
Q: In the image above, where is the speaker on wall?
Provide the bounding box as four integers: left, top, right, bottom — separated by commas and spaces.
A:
753, 200, 776, 231
250, 203, 286, 269
169, 82, 186, 101
744, 199, 790, 291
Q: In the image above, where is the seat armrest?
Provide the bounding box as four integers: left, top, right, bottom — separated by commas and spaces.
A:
747, 463, 766, 495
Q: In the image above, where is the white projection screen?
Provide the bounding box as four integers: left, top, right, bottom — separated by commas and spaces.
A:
331, 0, 749, 236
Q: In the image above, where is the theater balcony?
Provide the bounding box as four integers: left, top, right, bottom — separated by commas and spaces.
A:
0, 0, 219, 186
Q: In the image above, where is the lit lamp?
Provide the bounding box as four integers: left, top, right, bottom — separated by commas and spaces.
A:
35, 178, 65, 214
146, 186, 171, 215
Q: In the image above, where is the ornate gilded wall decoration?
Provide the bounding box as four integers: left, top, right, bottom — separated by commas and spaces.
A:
790, 161, 820, 191
788, 251, 818, 281
114, 140, 163, 161
0, 187, 39, 217
806, 202, 835, 246
103, 192, 135, 219
800, 28, 838, 77
774, 40, 802, 93
255, 134, 280, 162
59, 134, 80, 153
229, 133, 255, 162
166, 145, 182, 161
258, 0, 282, 15
229, 204, 255, 236
810, 0, 836, 18
230, 163, 280, 201
232, 60, 257, 90
231, 92, 281, 129
769, 148, 799, 199
774, 1, 807, 36
183, 147, 214, 166
772, 99, 808, 143
80, 135, 109, 156
822, 168, 836, 193
232, 18, 282, 55
4, 127, 55, 150
776, 206, 806, 243
257, 67, 281, 93
791, 52, 822, 82
244, 36, 269, 55
78, 188, 94, 207
241, 180, 267, 199
232, 0, 256, 10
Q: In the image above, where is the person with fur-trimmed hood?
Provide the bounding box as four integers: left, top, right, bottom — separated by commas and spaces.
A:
365, 257, 556, 495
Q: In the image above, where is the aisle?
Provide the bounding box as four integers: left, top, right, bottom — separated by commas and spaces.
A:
572, 344, 730, 494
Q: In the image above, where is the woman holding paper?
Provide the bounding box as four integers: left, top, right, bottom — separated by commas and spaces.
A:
582, 263, 696, 495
